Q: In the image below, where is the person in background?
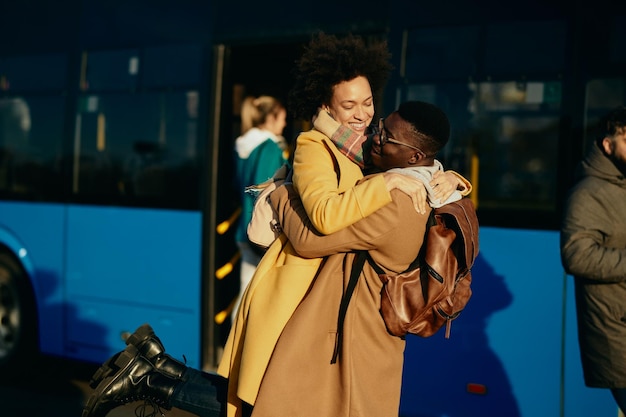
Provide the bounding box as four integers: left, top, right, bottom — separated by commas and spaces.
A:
560, 105, 626, 414
232, 95, 288, 321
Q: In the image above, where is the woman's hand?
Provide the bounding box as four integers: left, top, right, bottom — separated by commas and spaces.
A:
430, 170, 468, 202
430, 171, 470, 202
383, 172, 427, 214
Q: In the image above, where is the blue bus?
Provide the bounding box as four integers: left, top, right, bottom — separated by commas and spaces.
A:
0, 1, 624, 416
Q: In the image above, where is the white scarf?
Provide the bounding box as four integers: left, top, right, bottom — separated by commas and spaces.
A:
387, 159, 462, 208
235, 127, 283, 159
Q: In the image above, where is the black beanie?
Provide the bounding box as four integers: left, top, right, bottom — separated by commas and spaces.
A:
397, 101, 450, 148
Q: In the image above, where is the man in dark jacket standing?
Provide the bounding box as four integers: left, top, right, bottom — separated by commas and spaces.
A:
561, 106, 626, 414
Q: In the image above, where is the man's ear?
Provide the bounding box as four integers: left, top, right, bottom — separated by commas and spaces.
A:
602, 137, 614, 155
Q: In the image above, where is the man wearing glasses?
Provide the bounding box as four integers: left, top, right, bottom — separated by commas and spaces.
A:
316, 101, 470, 207
249, 100, 472, 416
368, 113, 466, 207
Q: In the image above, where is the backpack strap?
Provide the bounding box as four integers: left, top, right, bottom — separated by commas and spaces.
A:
434, 198, 479, 270
331, 208, 438, 364
331, 251, 367, 364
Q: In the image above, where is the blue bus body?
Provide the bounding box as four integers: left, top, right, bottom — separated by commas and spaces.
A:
401, 227, 617, 416
1, 1, 625, 416
0, 202, 203, 368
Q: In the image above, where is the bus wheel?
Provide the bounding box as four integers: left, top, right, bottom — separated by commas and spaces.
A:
0, 252, 37, 378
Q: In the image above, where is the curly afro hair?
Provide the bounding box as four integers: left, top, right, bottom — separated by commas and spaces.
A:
288, 32, 392, 121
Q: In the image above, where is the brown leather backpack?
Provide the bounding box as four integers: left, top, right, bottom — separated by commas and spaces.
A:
376, 197, 479, 338
336, 197, 478, 350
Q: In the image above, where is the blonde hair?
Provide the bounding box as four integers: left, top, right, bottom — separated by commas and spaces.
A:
240, 96, 284, 134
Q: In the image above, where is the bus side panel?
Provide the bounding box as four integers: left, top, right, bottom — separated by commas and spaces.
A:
64, 205, 202, 368
0, 202, 66, 357
400, 227, 616, 417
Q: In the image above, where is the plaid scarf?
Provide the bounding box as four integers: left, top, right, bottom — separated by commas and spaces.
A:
330, 125, 366, 168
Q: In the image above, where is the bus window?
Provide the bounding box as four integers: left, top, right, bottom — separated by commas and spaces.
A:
0, 54, 67, 201
73, 91, 200, 209
75, 47, 203, 210
0, 96, 65, 201
82, 49, 140, 91
400, 20, 566, 227
405, 80, 561, 218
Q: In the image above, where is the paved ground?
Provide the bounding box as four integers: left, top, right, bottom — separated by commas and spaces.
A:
0, 355, 197, 417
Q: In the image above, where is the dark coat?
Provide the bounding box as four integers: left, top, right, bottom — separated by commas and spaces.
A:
561, 142, 626, 388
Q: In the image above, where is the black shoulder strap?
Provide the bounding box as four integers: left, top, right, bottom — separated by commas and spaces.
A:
331, 251, 367, 364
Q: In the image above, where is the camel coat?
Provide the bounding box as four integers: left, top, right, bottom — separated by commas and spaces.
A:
249, 183, 430, 416
217, 129, 392, 417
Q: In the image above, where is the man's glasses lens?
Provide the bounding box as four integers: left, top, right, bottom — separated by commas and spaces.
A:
377, 118, 424, 154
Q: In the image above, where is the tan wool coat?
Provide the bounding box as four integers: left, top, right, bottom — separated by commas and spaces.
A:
249, 184, 430, 417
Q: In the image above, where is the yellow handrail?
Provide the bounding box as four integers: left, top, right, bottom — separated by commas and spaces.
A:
215, 251, 241, 279
217, 207, 241, 235
215, 297, 238, 325
470, 152, 479, 208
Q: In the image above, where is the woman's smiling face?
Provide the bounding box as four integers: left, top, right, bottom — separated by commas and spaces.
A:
326, 76, 375, 135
